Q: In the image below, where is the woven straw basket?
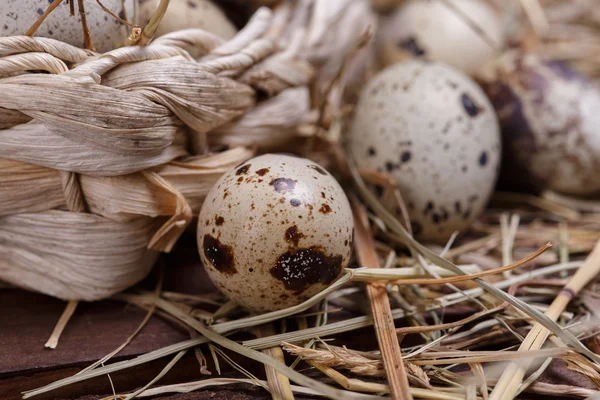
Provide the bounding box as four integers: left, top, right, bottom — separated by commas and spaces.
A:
0, 1, 375, 301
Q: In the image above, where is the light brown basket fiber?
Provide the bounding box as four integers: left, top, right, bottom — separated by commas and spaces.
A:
0, 1, 375, 301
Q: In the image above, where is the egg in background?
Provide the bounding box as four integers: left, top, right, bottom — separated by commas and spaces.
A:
349, 60, 501, 242
139, 0, 237, 40
0, 0, 137, 52
376, 0, 505, 74
477, 50, 600, 196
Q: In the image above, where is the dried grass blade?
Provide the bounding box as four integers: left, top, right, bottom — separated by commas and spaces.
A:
349, 265, 481, 281
243, 262, 582, 351
488, 240, 600, 400
123, 349, 187, 400
409, 347, 568, 366
78, 268, 164, 375
24, 262, 583, 398
351, 244, 549, 285
307, 360, 389, 393
209, 345, 267, 389
444, 233, 499, 259
44, 300, 78, 349
147, 297, 383, 400
135, 0, 170, 46
349, 156, 600, 363
256, 324, 295, 400
353, 200, 413, 400
22, 338, 208, 398
142, 170, 192, 252
515, 357, 553, 396
124, 378, 303, 398
210, 272, 354, 332
118, 378, 470, 400
25, 0, 64, 36
544, 190, 600, 213
491, 192, 579, 220
519, 0, 550, 35
396, 305, 505, 335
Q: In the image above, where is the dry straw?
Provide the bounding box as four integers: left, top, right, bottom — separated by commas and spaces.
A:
489, 240, 600, 400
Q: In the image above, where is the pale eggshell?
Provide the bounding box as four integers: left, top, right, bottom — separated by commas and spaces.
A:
0, 0, 137, 52
139, 0, 237, 40
197, 154, 353, 312
349, 60, 501, 242
376, 0, 505, 74
477, 51, 600, 196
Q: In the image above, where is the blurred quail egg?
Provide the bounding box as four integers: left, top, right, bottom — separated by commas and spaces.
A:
477, 51, 600, 196
140, 0, 237, 40
197, 154, 353, 312
349, 60, 501, 242
0, 0, 137, 52
376, 0, 505, 74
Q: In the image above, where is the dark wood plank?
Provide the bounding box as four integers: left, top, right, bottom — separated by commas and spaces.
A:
0, 291, 189, 375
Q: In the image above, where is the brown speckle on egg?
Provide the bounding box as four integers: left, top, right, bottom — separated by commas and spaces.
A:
202, 234, 236, 275
270, 247, 343, 295
284, 225, 304, 247
319, 204, 332, 214
236, 164, 251, 175
256, 168, 269, 176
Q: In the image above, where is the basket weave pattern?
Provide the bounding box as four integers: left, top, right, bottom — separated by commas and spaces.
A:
0, 1, 373, 301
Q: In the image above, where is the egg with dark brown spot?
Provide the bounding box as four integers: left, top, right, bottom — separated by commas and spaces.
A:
350, 60, 501, 242
376, 0, 505, 74
477, 51, 600, 196
197, 154, 353, 312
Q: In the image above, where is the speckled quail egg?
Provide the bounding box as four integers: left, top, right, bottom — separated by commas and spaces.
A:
139, 0, 237, 40
349, 60, 501, 242
477, 51, 600, 196
0, 0, 137, 52
197, 154, 354, 312
376, 0, 505, 74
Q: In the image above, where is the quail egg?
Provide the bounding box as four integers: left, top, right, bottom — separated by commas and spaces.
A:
139, 0, 237, 40
349, 60, 501, 242
197, 154, 354, 312
477, 51, 600, 196
376, 0, 505, 74
0, 0, 137, 52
